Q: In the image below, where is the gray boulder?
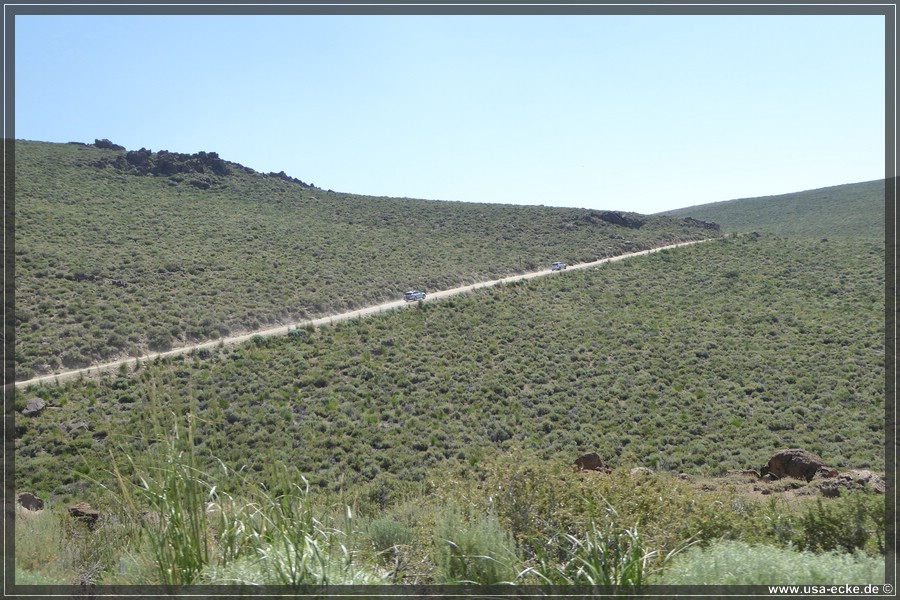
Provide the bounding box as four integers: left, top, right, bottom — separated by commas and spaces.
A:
22, 398, 46, 417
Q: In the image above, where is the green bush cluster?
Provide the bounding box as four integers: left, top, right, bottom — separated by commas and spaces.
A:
366, 518, 417, 562
797, 494, 885, 555
431, 506, 520, 584
655, 540, 884, 585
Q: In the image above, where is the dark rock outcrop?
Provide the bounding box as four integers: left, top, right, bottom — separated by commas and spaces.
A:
93, 138, 125, 151
760, 449, 838, 483
18, 492, 44, 511
88, 146, 231, 178
681, 217, 721, 231
267, 170, 314, 188
574, 452, 610, 473
597, 211, 645, 229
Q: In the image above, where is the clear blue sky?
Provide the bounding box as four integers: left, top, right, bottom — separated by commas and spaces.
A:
14, 13, 886, 214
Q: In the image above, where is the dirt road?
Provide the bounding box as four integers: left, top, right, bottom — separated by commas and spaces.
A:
13, 239, 710, 389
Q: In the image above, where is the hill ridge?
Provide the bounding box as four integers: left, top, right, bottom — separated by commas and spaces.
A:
660, 178, 885, 239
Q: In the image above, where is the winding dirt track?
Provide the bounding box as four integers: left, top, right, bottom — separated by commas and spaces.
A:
14, 239, 711, 390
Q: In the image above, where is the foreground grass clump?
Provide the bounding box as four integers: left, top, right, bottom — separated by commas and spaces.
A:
654, 540, 885, 585
14, 504, 140, 585
109, 412, 380, 587
523, 500, 669, 587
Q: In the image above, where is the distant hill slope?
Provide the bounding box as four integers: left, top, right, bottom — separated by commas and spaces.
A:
13, 140, 718, 380
659, 179, 885, 239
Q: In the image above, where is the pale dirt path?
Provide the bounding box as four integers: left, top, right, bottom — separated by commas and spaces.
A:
13, 239, 710, 390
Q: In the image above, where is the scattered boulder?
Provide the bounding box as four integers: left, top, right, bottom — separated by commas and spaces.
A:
760, 449, 838, 483
22, 397, 46, 417
574, 452, 610, 473
818, 470, 885, 498
630, 467, 654, 478
18, 492, 44, 511
68, 502, 100, 527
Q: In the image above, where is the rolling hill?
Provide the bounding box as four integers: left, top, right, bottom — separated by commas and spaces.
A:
11, 143, 886, 588
13, 140, 719, 381
659, 179, 886, 239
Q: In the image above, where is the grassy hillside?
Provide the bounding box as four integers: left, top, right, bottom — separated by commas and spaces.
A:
14, 140, 718, 380
15, 233, 884, 502
660, 179, 885, 239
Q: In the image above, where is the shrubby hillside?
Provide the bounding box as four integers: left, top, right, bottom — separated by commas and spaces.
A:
660, 179, 885, 239
14, 140, 718, 380
15, 234, 884, 501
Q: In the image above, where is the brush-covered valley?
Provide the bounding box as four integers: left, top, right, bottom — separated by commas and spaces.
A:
11, 140, 888, 589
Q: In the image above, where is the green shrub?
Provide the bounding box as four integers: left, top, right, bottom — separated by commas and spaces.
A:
431, 505, 519, 584
797, 494, 884, 555
655, 540, 885, 585
463, 455, 759, 563
366, 518, 417, 562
